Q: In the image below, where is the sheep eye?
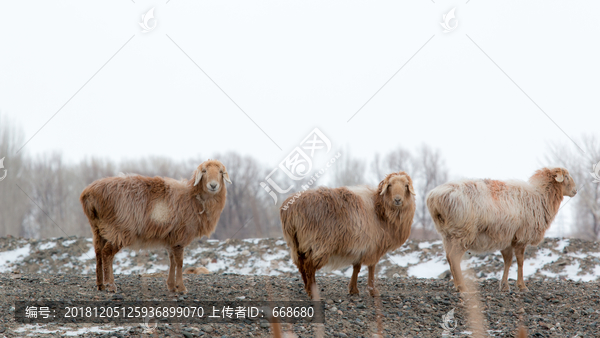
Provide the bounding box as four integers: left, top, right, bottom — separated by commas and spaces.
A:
202, 169, 207, 173
220, 170, 223, 174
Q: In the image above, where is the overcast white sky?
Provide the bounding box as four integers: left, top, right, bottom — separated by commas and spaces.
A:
1, 1, 598, 233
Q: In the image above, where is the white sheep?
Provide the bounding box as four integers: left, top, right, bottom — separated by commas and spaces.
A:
426, 167, 577, 292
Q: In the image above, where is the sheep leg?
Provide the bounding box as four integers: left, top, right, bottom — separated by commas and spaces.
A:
446, 242, 467, 292
93, 234, 106, 291
166, 250, 176, 292
296, 253, 308, 286
101, 242, 121, 293
348, 264, 361, 295
514, 245, 529, 292
499, 246, 513, 292
173, 245, 187, 294
367, 265, 379, 297
303, 257, 317, 299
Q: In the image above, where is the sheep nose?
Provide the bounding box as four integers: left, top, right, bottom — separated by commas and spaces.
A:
393, 197, 402, 205
210, 182, 218, 189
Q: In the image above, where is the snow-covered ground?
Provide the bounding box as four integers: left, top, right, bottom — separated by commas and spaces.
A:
13, 324, 128, 337
1, 236, 600, 282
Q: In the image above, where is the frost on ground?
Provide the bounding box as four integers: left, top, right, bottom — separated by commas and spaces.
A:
13, 324, 127, 337
0, 236, 599, 282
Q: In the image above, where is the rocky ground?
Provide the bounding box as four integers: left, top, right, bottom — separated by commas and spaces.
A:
1, 236, 600, 337
0, 273, 599, 337
2, 236, 600, 282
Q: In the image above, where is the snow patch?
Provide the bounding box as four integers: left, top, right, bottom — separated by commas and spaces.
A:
0, 244, 31, 273
408, 256, 448, 278
61, 239, 77, 247
38, 242, 56, 250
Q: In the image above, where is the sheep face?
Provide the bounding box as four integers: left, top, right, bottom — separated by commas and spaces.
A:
380, 173, 415, 207
554, 168, 577, 197
193, 160, 232, 193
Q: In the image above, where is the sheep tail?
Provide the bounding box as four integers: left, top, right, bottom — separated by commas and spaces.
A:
281, 211, 300, 265
80, 189, 98, 221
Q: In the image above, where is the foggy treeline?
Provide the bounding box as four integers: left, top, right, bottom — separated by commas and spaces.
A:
545, 136, 600, 240
1, 115, 599, 241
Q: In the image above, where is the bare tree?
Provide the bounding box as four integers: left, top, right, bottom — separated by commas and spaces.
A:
412, 144, 448, 237
0, 114, 31, 236
545, 135, 600, 239
213, 152, 281, 239
21, 152, 89, 238
330, 149, 366, 187
370, 146, 413, 184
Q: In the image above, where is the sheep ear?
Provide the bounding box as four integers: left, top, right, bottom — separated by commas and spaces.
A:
408, 183, 416, 195
223, 172, 232, 184
194, 168, 203, 186
555, 171, 564, 182
380, 183, 388, 196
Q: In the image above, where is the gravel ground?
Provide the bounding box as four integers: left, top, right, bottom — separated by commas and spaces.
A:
1, 273, 599, 337
3, 236, 600, 282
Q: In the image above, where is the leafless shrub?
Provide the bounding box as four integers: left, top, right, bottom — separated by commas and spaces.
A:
545, 135, 600, 239
0, 114, 30, 236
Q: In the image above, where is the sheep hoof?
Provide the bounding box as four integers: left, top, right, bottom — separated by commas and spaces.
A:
455, 285, 466, 293
369, 289, 380, 297
518, 285, 529, 292
175, 285, 188, 294
499, 282, 510, 292
105, 283, 117, 293
97, 284, 105, 291
348, 288, 359, 295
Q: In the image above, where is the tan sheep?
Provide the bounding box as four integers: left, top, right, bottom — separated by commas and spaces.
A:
426, 167, 577, 292
280, 171, 416, 297
80, 159, 231, 293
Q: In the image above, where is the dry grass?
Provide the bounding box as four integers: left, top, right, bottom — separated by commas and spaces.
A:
517, 325, 528, 337
460, 270, 487, 337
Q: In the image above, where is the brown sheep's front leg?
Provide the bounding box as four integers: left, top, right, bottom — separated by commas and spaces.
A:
367, 265, 379, 297
499, 246, 513, 292
166, 250, 176, 292
514, 245, 529, 292
173, 246, 187, 294
348, 264, 361, 295
101, 242, 121, 293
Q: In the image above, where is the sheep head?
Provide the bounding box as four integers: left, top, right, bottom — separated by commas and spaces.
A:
378, 171, 416, 207
192, 160, 232, 194
553, 167, 577, 197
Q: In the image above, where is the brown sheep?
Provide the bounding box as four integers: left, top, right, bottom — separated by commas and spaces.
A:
426, 167, 577, 292
80, 160, 231, 293
280, 172, 416, 298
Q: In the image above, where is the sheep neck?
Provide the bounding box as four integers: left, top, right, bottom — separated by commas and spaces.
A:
530, 177, 564, 229
373, 193, 414, 248
190, 184, 227, 236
